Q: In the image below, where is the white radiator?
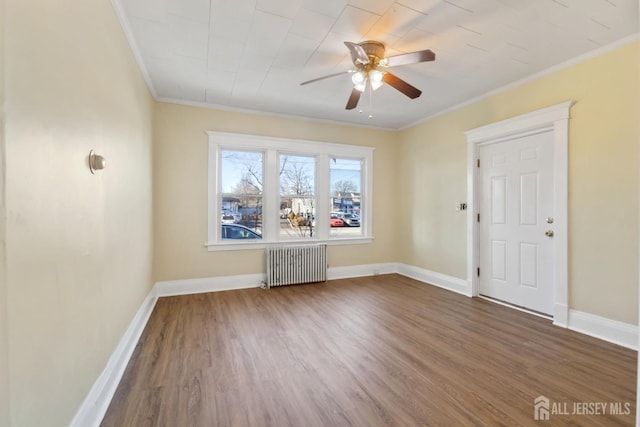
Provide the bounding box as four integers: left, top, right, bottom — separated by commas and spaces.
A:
265, 244, 327, 287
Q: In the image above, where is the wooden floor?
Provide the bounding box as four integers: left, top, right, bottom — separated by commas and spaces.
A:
102, 274, 636, 426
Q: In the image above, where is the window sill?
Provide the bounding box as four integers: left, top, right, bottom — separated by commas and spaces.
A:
204, 237, 374, 252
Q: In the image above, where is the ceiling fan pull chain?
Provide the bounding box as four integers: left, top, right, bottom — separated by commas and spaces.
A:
368, 80, 373, 119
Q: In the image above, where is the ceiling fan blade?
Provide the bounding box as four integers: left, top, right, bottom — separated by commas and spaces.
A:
345, 88, 361, 110
382, 72, 422, 99
382, 49, 435, 68
344, 41, 370, 64
300, 70, 353, 86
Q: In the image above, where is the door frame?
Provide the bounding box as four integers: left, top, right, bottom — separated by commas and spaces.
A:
465, 101, 574, 326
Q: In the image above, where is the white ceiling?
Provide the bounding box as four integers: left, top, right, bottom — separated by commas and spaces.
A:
114, 0, 639, 129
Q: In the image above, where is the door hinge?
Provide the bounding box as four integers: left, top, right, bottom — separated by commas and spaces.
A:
477, 267, 480, 277
477, 159, 480, 168
477, 213, 480, 222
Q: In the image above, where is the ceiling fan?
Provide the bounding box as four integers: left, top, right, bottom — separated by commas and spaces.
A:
300, 41, 435, 111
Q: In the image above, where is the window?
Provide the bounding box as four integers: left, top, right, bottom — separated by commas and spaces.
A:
330, 158, 362, 238
220, 150, 263, 239
207, 132, 373, 249
279, 154, 316, 240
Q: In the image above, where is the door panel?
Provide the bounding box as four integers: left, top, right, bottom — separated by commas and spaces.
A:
491, 240, 507, 281
520, 173, 538, 225
491, 176, 506, 224
520, 243, 538, 288
479, 131, 554, 315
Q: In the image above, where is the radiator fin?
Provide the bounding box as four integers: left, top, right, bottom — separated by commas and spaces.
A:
266, 245, 327, 287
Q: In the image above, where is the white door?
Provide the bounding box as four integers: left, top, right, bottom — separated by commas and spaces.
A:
479, 130, 555, 315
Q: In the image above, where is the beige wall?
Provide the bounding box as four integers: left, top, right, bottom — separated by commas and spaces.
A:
4, 0, 154, 425
399, 41, 640, 324
153, 103, 399, 282
0, 0, 9, 425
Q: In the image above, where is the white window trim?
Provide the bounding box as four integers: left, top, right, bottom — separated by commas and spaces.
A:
206, 131, 374, 250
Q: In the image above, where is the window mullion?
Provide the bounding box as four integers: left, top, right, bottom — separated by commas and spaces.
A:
316, 154, 330, 240
362, 153, 372, 237
263, 149, 279, 241
208, 142, 220, 243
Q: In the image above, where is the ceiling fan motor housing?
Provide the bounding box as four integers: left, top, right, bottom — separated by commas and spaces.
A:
358, 41, 386, 65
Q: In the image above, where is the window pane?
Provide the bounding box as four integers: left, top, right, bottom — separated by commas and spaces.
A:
220, 150, 263, 239
279, 154, 316, 239
330, 158, 362, 237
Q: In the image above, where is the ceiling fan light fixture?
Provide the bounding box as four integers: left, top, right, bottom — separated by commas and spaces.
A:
369, 70, 384, 90
354, 82, 366, 92
351, 71, 365, 85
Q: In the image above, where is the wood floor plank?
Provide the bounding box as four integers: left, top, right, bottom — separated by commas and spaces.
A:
101, 274, 636, 426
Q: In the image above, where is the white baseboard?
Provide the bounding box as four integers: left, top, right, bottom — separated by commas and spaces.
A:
553, 303, 569, 328
567, 309, 638, 350
153, 273, 264, 296
154, 264, 399, 296
327, 262, 397, 280
396, 263, 471, 296
69, 293, 158, 427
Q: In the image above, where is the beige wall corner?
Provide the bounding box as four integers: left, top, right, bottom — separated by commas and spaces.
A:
4, 0, 154, 425
152, 102, 399, 283
399, 41, 640, 325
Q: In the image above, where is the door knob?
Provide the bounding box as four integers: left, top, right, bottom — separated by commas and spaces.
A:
545, 230, 554, 237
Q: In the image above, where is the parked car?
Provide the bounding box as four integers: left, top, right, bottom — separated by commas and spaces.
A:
334, 212, 360, 227
221, 224, 261, 239
221, 214, 236, 224
330, 217, 344, 227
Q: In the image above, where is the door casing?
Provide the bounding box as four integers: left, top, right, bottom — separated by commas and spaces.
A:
465, 101, 574, 326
